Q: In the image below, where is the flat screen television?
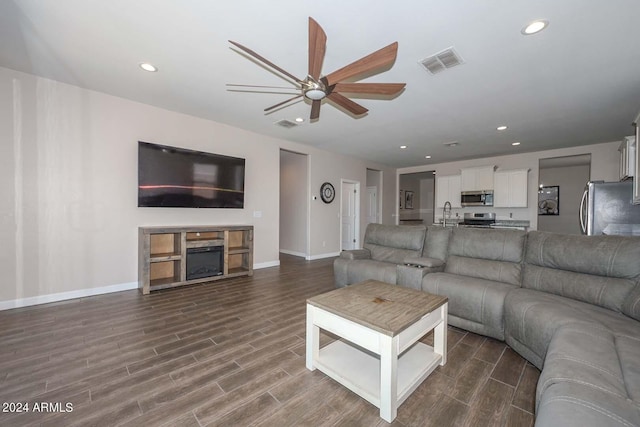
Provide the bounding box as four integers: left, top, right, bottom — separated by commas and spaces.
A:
138, 141, 245, 208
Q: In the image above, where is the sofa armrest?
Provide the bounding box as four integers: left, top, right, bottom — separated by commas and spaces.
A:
403, 256, 445, 269
339, 249, 371, 260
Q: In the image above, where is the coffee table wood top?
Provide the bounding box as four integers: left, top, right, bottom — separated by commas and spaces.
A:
307, 280, 447, 337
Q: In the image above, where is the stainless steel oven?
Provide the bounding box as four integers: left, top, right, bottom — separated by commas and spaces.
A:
461, 190, 494, 207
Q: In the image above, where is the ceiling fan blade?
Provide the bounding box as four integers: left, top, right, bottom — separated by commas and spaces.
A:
332, 82, 405, 95
226, 83, 300, 90
229, 40, 302, 83
324, 42, 399, 86
308, 17, 327, 80
310, 99, 321, 120
264, 94, 303, 112
327, 92, 368, 116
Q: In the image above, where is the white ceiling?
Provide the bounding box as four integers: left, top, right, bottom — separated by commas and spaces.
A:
2, 0, 640, 168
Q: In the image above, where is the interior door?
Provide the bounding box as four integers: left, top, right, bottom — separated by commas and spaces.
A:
341, 182, 358, 250
366, 186, 378, 225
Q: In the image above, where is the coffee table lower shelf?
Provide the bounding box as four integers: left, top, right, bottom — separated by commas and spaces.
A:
316, 340, 442, 409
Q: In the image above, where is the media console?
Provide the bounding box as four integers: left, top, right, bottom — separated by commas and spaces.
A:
138, 225, 253, 295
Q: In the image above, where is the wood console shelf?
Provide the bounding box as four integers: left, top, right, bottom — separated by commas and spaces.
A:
138, 225, 253, 295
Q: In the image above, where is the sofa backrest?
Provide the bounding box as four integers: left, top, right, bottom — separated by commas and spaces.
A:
363, 223, 425, 264
523, 231, 640, 314
444, 227, 527, 286
423, 226, 452, 261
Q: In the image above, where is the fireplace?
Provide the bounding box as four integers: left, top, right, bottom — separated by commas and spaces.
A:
186, 246, 224, 280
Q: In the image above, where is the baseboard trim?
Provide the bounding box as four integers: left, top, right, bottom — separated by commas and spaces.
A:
1, 260, 282, 311
0, 281, 138, 311
254, 260, 280, 269
279, 249, 308, 258
306, 252, 340, 261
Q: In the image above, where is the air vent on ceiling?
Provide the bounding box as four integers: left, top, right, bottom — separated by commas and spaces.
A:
419, 47, 464, 75
274, 119, 298, 129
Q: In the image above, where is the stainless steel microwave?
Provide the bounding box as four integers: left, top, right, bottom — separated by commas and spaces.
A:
461, 190, 494, 207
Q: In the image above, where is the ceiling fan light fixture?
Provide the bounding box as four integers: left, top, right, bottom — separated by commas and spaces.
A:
522, 20, 548, 35
304, 89, 326, 100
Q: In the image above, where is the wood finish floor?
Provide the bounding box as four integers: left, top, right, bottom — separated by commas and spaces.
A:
0, 254, 539, 426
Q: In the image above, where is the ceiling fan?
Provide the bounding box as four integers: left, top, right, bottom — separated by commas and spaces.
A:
228, 17, 406, 121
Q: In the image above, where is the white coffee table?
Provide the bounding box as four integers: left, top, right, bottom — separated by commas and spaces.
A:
306, 280, 448, 422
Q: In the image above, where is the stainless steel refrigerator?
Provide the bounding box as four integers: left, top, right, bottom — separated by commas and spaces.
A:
580, 181, 640, 236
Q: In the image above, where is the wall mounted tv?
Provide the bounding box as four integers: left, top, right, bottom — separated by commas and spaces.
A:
138, 141, 245, 208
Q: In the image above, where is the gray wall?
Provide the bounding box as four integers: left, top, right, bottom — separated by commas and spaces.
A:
538, 164, 590, 234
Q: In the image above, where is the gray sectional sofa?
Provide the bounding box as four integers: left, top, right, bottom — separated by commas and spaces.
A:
334, 224, 640, 427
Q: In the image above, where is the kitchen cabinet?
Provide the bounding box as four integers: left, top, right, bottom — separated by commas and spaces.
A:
493, 169, 529, 208
461, 166, 496, 191
435, 175, 461, 208
619, 136, 636, 181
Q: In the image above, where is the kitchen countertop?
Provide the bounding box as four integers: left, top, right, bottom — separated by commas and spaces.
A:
492, 220, 530, 227
433, 219, 530, 229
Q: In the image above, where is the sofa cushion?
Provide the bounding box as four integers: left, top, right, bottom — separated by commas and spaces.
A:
504, 288, 640, 370
422, 272, 516, 340
363, 224, 425, 264
523, 231, 640, 313
445, 256, 522, 287
538, 325, 628, 405
536, 382, 640, 427
345, 259, 397, 286
621, 283, 640, 322
448, 227, 527, 263
616, 335, 640, 402
443, 227, 526, 286
537, 326, 640, 426
423, 226, 452, 261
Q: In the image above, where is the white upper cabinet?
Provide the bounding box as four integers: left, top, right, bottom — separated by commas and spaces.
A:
461, 166, 496, 191
493, 169, 529, 208
435, 175, 461, 208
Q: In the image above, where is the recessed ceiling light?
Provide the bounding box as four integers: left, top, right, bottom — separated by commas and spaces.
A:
295, 117, 304, 123
400, 145, 407, 149
512, 141, 521, 146
522, 20, 548, 35
139, 62, 158, 72
425, 155, 432, 159
497, 125, 508, 131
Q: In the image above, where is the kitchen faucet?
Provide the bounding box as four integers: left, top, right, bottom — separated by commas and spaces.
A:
443, 201, 452, 227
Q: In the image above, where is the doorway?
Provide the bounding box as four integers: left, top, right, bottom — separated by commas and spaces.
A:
341, 179, 360, 250
538, 154, 591, 235
279, 149, 309, 258
398, 171, 436, 225
366, 168, 383, 226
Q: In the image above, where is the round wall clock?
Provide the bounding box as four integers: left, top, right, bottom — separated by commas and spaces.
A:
320, 182, 335, 204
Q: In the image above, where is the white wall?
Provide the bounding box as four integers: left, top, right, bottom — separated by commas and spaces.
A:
0, 66, 397, 306
538, 164, 590, 234
279, 150, 308, 257
399, 142, 620, 229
